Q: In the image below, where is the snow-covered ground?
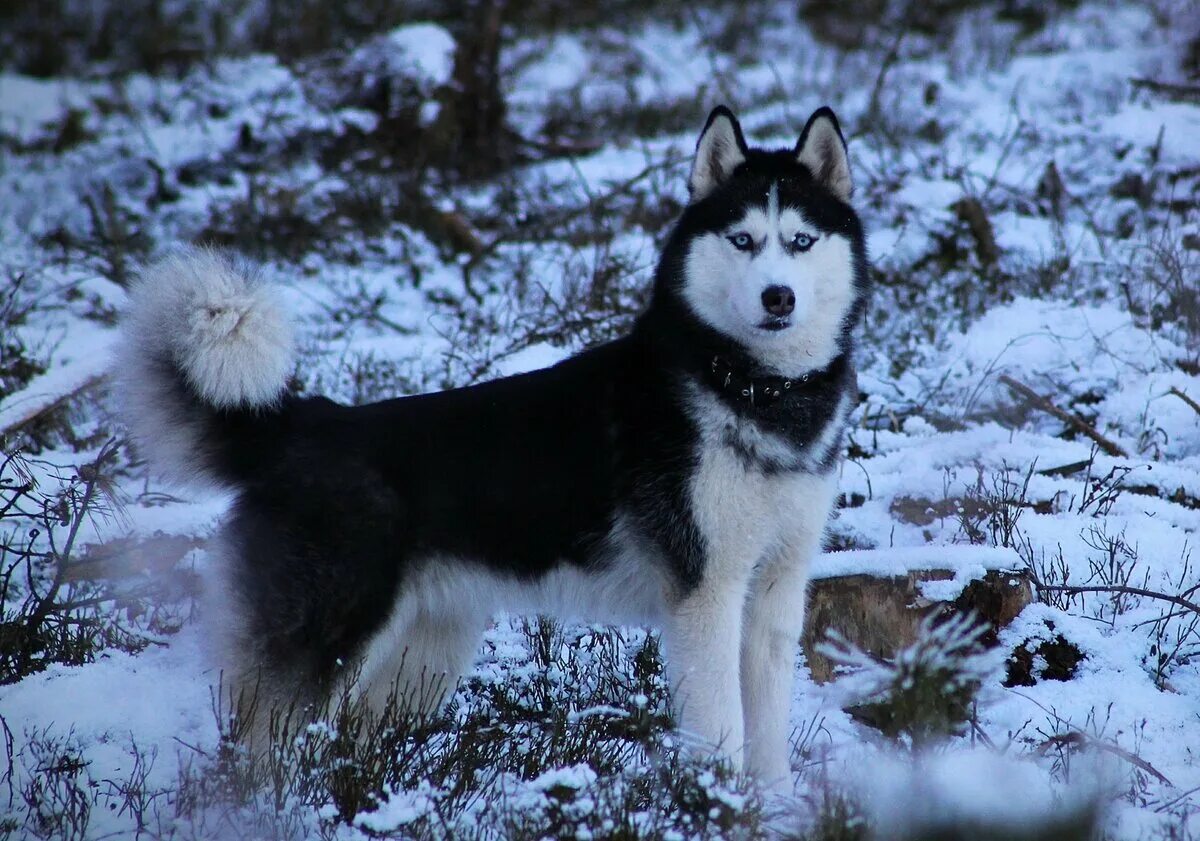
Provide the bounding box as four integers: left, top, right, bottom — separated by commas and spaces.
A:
1, 2, 1197, 838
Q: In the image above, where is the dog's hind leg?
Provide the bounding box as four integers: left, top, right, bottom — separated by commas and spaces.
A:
740, 480, 834, 790
356, 601, 484, 721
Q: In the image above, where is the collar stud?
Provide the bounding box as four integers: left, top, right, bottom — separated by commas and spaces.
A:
709, 354, 805, 410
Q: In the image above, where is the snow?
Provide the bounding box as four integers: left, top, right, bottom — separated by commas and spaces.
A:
865, 749, 1109, 836
0, 322, 115, 433
381, 24, 456, 85
1103, 102, 1200, 166
0, 75, 95, 143
530, 764, 599, 792
353, 780, 439, 832
492, 341, 569, 377
813, 545, 1019, 580
0, 624, 218, 817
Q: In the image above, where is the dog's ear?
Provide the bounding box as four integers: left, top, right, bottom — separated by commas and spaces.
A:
795, 107, 851, 201
689, 106, 748, 202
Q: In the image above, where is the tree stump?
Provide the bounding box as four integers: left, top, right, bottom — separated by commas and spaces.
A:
803, 567, 1033, 683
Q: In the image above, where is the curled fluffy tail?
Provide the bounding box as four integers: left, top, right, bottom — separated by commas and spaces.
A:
115, 247, 294, 487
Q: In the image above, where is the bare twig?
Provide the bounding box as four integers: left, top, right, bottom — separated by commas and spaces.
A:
999, 375, 1128, 457
866, 31, 906, 125
516, 134, 604, 158
12, 445, 114, 677
1156, 784, 1200, 813
1130, 77, 1200, 104
1037, 459, 1092, 478
1168, 386, 1200, 417
0, 713, 13, 810
1035, 731, 1172, 785
1029, 581, 1200, 617
969, 716, 997, 750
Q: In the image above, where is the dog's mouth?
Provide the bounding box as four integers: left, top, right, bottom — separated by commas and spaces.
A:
757, 317, 791, 332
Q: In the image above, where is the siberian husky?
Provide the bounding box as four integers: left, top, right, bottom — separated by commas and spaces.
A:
116, 105, 869, 788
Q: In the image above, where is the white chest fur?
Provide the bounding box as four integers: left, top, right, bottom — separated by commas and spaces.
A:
686, 385, 839, 577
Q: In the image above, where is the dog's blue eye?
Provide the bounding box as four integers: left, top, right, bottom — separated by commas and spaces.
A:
728, 233, 754, 251
792, 232, 817, 251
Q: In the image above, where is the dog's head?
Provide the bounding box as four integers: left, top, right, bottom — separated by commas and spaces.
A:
658, 106, 869, 373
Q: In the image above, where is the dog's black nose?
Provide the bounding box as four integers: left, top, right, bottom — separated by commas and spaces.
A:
761, 285, 795, 317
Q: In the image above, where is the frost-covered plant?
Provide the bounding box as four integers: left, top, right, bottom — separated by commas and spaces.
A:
1142, 548, 1200, 691
819, 612, 1003, 749
10, 727, 93, 841
493, 755, 762, 840
795, 771, 871, 841
171, 620, 696, 838
1081, 524, 1145, 623
954, 463, 1036, 548
0, 443, 160, 684
5, 725, 175, 841
1125, 225, 1200, 360
0, 270, 50, 400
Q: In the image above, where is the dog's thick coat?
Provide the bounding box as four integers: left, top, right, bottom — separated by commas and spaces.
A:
116, 106, 869, 787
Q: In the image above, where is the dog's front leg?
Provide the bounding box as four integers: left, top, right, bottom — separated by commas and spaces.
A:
740, 488, 833, 789
739, 549, 813, 789
664, 572, 752, 768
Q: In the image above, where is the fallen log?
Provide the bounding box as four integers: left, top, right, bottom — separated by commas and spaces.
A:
0, 372, 106, 440
0, 332, 114, 440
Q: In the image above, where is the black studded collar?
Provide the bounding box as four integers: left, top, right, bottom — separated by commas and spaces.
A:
707, 354, 815, 409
